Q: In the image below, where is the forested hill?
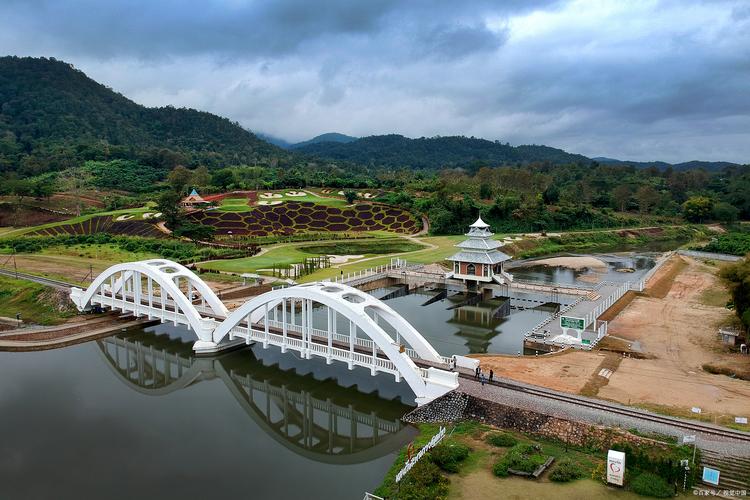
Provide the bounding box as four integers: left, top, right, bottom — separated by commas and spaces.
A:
0, 56, 283, 176
294, 134, 591, 169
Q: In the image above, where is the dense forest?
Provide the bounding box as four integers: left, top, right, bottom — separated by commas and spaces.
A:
294, 134, 591, 170
0, 56, 284, 177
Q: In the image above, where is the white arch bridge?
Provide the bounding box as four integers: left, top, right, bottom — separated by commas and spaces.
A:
70, 259, 459, 405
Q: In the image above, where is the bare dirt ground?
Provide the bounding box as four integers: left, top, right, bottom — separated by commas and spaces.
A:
473, 351, 606, 394
598, 257, 750, 417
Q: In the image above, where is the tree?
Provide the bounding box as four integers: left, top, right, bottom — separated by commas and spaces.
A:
167, 165, 192, 194
721, 258, 750, 330
542, 184, 559, 204
682, 196, 713, 222
635, 185, 659, 214
212, 168, 235, 190
612, 185, 631, 212
343, 189, 358, 204
191, 166, 211, 188
156, 190, 185, 229
479, 183, 493, 200
713, 202, 739, 224
173, 222, 215, 242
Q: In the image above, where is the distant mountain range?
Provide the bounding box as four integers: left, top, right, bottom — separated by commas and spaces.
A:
592, 157, 742, 172
0, 56, 743, 178
255, 132, 358, 150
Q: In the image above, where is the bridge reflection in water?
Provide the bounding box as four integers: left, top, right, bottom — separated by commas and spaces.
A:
96, 326, 416, 464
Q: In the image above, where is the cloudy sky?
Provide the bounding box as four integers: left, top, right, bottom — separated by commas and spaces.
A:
2, 0, 749, 162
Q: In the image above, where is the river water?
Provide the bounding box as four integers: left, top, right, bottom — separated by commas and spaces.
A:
374, 251, 661, 356
0, 324, 415, 499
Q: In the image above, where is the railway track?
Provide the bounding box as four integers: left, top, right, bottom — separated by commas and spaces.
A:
0, 269, 74, 290
457, 371, 750, 444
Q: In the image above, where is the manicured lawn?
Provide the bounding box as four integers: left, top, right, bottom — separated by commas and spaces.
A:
198, 234, 462, 280
216, 191, 349, 212
202, 245, 313, 273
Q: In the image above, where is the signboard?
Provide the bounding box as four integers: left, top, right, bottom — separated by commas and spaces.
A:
682, 435, 696, 444
396, 427, 446, 483
581, 339, 591, 345
607, 450, 626, 486
735, 417, 747, 424
702, 467, 720, 486
560, 316, 585, 330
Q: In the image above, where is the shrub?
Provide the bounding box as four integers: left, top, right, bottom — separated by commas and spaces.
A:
549, 459, 584, 482
493, 443, 547, 477
430, 442, 470, 473
630, 472, 673, 498
486, 432, 517, 447
397, 461, 449, 500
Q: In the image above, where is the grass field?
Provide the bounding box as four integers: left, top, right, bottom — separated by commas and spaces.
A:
0, 275, 75, 325
200, 237, 429, 274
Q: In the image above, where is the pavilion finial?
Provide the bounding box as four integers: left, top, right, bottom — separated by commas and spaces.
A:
470, 215, 489, 228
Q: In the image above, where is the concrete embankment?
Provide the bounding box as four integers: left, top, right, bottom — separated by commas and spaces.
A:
0, 315, 159, 351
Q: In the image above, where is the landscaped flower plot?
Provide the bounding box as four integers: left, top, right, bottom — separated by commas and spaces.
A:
26, 216, 166, 238
188, 202, 421, 235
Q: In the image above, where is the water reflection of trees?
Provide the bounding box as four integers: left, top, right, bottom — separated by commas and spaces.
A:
96, 331, 414, 464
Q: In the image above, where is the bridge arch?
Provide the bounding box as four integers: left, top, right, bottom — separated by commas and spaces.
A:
70, 259, 228, 341
212, 282, 450, 403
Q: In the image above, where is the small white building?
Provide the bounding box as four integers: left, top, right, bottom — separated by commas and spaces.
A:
446, 217, 513, 285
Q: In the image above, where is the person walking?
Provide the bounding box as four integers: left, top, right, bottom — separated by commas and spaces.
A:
475, 366, 480, 379
489, 369, 494, 383
480, 372, 486, 386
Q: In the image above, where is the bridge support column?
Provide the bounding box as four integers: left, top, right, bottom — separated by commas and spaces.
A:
263, 303, 269, 349
348, 320, 355, 370
326, 306, 333, 365
281, 298, 288, 353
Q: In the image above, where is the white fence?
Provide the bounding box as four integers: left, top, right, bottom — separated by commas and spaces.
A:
395, 426, 446, 483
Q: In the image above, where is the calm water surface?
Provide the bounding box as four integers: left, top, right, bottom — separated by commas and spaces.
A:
0, 324, 416, 500
376, 252, 660, 356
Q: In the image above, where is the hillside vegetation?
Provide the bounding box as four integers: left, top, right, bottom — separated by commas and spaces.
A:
0, 56, 283, 177
295, 134, 590, 169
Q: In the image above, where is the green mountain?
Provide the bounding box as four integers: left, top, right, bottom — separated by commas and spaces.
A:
291, 132, 358, 149
0, 56, 284, 176
593, 157, 741, 172
294, 134, 591, 169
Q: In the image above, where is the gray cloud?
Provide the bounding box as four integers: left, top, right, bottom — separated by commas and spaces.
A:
1, 0, 748, 163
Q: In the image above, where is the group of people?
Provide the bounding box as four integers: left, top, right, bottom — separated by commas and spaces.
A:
475, 366, 493, 386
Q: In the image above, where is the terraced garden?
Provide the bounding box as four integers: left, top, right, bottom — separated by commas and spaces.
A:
24, 215, 165, 238
188, 201, 421, 236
